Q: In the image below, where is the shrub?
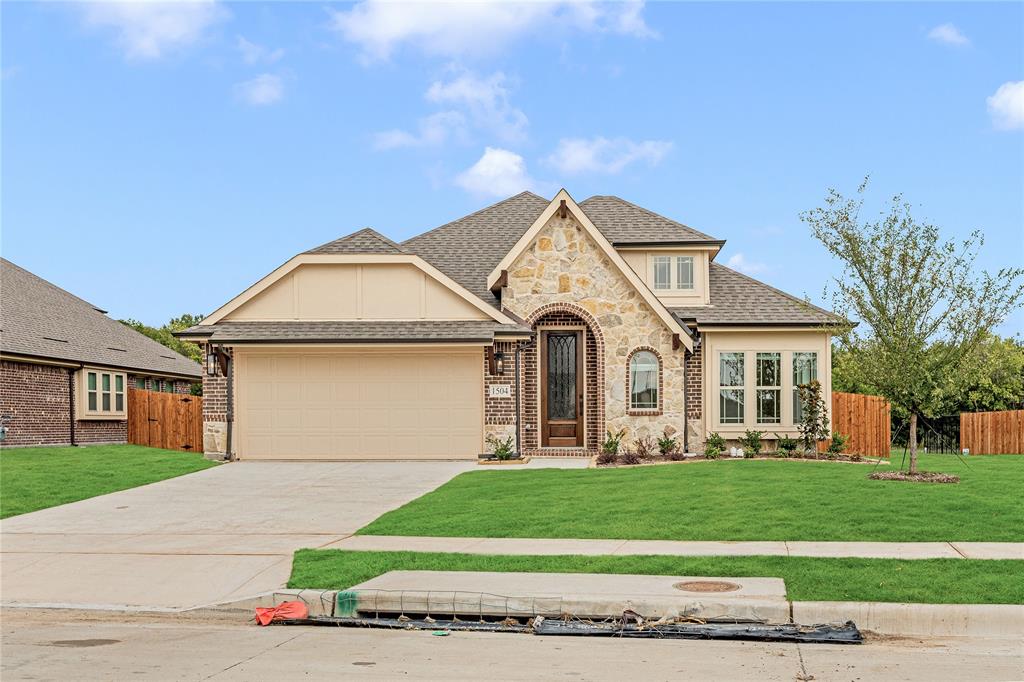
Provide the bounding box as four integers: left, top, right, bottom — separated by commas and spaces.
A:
738, 429, 764, 457
775, 434, 799, 457
486, 435, 516, 460
797, 380, 830, 453
595, 450, 618, 465
657, 429, 680, 457
634, 435, 656, 459
602, 429, 626, 455
705, 432, 725, 459
826, 431, 850, 459
619, 449, 642, 465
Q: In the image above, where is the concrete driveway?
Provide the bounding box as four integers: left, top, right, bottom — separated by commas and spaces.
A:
0, 461, 473, 610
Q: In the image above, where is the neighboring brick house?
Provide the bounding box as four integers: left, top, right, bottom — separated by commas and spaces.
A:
178, 190, 843, 461
0, 259, 202, 447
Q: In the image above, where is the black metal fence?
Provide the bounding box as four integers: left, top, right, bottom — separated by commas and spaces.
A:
891, 415, 960, 454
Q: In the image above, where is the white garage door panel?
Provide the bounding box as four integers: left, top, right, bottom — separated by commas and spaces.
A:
236, 350, 483, 460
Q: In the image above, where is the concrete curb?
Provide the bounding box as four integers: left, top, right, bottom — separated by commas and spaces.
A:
186, 589, 1024, 639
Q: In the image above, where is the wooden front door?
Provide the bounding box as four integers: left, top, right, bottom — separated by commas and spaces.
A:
540, 330, 584, 447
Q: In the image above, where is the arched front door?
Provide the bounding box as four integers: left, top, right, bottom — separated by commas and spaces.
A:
539, 329, 584, 447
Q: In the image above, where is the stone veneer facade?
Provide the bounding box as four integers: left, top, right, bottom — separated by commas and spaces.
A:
500, 212, 689, 453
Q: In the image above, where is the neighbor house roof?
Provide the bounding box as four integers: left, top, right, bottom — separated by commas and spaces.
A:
670, 263, 847, 327
176, 320, 531, 344
306, 227, 407, 255
0, 258, 202, 378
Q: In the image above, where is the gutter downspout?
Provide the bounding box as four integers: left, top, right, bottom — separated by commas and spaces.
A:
67, 367, 78, 446
224, 349, 234, 460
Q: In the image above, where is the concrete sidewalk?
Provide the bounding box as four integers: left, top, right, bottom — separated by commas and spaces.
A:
326, 535, 1024, 560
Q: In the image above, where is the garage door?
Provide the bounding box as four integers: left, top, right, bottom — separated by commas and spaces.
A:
235, 349, 483, 459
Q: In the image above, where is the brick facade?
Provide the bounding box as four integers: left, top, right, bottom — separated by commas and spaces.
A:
685, 333, 704, 448
0, 359, 193, 447
200, 346, 232, 457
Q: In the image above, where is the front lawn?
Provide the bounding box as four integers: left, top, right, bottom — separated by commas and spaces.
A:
289, 549, 1024, 605
0, 444, 218, 518
360, 454, 1024, 542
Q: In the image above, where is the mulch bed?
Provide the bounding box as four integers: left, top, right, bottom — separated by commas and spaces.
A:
868, 470, 960, 484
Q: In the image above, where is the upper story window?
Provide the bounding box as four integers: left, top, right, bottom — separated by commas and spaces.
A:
629, 350, 660, 410
719, 352, 745, 423
652, 255, 694, 291
79, 368, 126, 419
792, 352, 818, 421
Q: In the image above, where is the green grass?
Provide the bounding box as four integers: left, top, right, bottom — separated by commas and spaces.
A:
360, 453, 1024, 542
289, 549, 1024, 605
0, 444, 218, 518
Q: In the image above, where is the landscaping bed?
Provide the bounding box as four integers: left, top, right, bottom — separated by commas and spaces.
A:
288, 549, 1024, 605
0, 444, 218, 518
358, 454, 1024, 542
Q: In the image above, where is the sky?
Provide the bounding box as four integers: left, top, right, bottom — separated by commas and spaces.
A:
3, 1, 1023, 333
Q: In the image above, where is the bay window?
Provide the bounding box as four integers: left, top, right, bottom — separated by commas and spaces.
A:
79, 368, 127, 419
756, 352, 781, 424
792, 352, 818, 422
719, 352, 745, 423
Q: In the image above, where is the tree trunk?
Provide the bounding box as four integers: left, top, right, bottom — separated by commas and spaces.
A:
908, 412, 918, 474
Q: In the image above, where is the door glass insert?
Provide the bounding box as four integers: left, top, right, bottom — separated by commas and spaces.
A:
547, 333, 577, 420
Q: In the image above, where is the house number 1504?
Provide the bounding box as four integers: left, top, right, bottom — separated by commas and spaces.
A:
489, 385, 512, 398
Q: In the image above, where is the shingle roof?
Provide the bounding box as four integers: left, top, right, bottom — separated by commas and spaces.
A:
402, 192, 550, 307
306, 227, 407, 255
177, 320, 531, 343
670, 263, 846, 326
0, 259, 202, 377
579, 195, 720, 244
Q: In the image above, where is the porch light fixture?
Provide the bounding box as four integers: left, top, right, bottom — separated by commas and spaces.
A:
206, 348, 219, 377
494, 351, 506, 376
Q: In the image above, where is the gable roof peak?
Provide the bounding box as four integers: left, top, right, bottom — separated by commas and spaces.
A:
306, 227, 407, 255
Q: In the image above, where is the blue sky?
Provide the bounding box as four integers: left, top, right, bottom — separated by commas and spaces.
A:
3, 1, 1022, 332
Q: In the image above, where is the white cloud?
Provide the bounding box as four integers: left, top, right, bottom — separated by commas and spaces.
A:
726, 253, 769, 276
374, 69, 527, 150
987, 81, 1024, 131
927, 23, 970, 47
545, 136, 672, 175
374, 111, 467, 150
234, 73, 283, 106
328, 0, 655, 62
236, 35, 284, 64
455, 147, 534, 197
80, 1, 226, 60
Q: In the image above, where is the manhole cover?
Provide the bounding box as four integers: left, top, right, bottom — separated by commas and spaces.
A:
673, 580, 740, 593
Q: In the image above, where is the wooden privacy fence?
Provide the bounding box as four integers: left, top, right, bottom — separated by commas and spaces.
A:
960, 410, 1024, 455
829, 391, 891, 458
127, 388, 203, 452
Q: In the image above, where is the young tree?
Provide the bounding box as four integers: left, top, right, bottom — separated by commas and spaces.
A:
801, 180, 1024, 473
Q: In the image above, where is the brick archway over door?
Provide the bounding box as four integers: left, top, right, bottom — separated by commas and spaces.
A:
522, 303, 605, 454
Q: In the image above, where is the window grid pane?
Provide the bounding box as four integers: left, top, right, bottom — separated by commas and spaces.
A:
675, 256, 694, 289
653, 256, 671, 290
88, 393, 97, 411
720, 352, 744, 387
720, 389, 744, 423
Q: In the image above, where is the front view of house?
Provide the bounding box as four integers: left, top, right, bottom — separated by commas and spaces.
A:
179, 191, 842, 460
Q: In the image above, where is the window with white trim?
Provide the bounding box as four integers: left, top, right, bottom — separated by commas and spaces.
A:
653, 256, 671, 290
756, 352, 781, 424
80, 369, 127, 419
719, 352, 745, 424
629, 350, 660, 410
792, 352, 818, 422
675, 256, 694, 289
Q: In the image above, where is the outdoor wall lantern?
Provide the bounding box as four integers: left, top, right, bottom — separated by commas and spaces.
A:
206, 347, 219, 377
494, 351, 506, 376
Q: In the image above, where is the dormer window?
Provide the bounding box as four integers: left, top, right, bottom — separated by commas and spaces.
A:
652, 255, 694, 290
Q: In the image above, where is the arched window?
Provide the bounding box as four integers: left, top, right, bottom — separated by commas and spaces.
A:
629, 350, 660, 410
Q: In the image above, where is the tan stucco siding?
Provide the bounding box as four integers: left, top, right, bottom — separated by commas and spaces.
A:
618, 248, 712, 307
503, 212, 687, 442
225, 263, 490, 321
702, 329, 832, 439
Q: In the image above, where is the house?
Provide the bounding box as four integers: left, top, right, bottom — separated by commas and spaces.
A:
177, 190, 842, 460
0, 259, 202, 447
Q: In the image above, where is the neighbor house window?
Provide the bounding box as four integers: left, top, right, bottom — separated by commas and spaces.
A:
756, 352, 781, 424
135, 378, 146, 389
629, 350, 660, 410
793, 352, 818, 422
653, 256, 671, 290
163, 380, 174, 393
80, 369, 127, 419
719, 352, 745, 423
675, 256, 694, 290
